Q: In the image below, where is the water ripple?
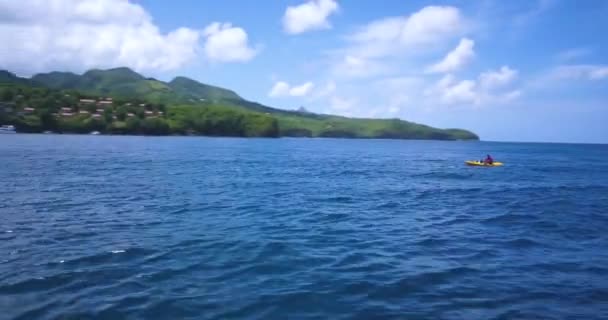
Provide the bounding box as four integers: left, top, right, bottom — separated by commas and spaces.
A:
1, 135, 608, 319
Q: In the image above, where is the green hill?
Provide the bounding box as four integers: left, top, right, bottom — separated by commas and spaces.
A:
0, 67, 479, 140
168, 76, 241, 102
32, 71, 83, 89
0, 70, 31, 86
32, 67, 175, 101
30, 67, 242, 105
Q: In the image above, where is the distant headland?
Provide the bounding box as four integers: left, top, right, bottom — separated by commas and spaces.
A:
0, 67, 479, 140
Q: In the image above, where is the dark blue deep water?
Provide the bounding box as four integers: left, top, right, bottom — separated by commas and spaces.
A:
1, 135, 608, 320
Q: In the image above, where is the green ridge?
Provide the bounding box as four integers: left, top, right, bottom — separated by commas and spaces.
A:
0, 67, 479, 140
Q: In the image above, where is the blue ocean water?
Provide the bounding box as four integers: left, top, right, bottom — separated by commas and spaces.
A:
1, 135, 608, 320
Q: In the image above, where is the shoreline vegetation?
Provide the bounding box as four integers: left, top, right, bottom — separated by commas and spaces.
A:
0, 67, 479, 140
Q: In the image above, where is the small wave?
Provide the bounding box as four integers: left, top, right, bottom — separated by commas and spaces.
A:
531, 166, 582, 174
331, 252, 368, 269
531, 220, 561, 231
523, 262, 581, 273
413, 187, 484, 200
467, 249, 499, 260
167, 207, 189, 215
375, 201, 399, 209
336, 280, 377, 296
369, 267, 480, 299
582, 266, 608, 276
0, 272, 75, 294
416, 237, 449, 247
501, 238, 542, 248
64, 247, 155, 266
337, 169, 371, 176
429, 217, 472, 227
412, 171, 473, 180
499, 184, 608, 195
482, 212, 535, 225
323, 212, 349, 221
311, 196, 354, 203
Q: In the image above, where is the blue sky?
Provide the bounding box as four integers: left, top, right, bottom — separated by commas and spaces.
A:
1, 0, 607, 143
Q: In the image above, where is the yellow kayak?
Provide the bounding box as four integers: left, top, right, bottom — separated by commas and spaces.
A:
465, 161, 504, 167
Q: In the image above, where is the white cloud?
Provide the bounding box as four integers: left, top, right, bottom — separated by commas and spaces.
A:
555, 47, 592, 62
0, 0, 257, 75
513, 0, 556, 28
347, 6, 465, 58
290, 82, 315, 96
283, 0, 339, 34
503, 90, 522, 101
332, 55, 388, 78
427, 38, 475, 73
386, 94, 409, 115
318, 81, 337, 97
590, 68, 608, 80
308, 80, 337, 103
203, 22, 257, 63
310, 65, 521, 121
269, 81, 291, 97
330, 95, 357, 111
431, 74, 479, 104
326, 6, 467, 82
388, 106, 401, 114
376, 76, 424, 89
268, 81, 315, 97
311, 76, 423, 118
549, 65, 608, 81
425, 66, 521, 106
479, 66, 518, 89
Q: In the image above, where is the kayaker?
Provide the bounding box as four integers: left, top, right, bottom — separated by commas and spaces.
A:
484, 154, 494, 165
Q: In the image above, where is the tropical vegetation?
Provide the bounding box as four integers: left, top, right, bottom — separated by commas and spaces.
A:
0, 68, 478, 140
